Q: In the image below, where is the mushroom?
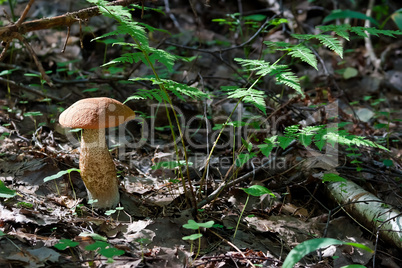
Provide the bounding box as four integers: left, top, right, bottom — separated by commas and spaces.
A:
59, 97, 135, 208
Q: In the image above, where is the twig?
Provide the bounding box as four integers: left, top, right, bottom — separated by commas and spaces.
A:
364, 0, 380, 71
197, 144, 295, 208
0, 77, 64, 102
14, 0, 35, 28
208, 229, 256, 268
15, 34, 53, 86
164, 0, 181, 31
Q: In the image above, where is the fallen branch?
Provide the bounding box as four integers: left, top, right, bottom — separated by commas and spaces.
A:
326, 180, 402, 251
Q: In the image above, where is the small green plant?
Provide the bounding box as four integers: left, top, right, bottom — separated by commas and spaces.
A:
105, 206, 124, 220
234, 185, 275, 239
0, 180, 16, 198
85, 241, 125, 263
182, 220, 214, 263
24, 71, 52, 92
54, 239, 79, 250
23, 111, 43, 130
54, 234, 125, 264
282, 238, 373, 268
43, 168, 80, 199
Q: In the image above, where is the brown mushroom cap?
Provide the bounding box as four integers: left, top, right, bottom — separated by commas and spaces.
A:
59, 97, 135, 129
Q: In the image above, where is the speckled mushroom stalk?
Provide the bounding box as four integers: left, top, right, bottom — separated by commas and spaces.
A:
80, 128, 119, 208
59, 97, 135, 209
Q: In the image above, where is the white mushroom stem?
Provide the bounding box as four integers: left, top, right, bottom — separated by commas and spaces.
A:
79, 128, 119, 208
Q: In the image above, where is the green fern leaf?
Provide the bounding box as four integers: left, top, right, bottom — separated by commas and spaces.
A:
234, 58, 273, 76
317, 24, 351, 40
264, 42, 317, 70
270, 65, 302, 95
131, 78, 208, 101
222, 86, 267, 114
102, 52, 145, 67
292, 33, 343, 58
145, 47, 177, 72
364, 27, 402, 37
234, 59, 303, 95
264, 41, 294, 50
349, 27, 369, 38
314, 35, 343, 58
288, 45, 318, 70
126, 88, 165, 102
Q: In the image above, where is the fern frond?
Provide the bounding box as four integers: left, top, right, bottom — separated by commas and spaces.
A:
314, 35, 343, 58
364, 27, 402, 38
270, 65, 302, 95
288, 45, 318, 70
222, 86, 266, 114
264, 41, 294, 49
317, 24, 351, 40
130, 78, 209, 101
264, 42, 318, 70
234, 58, 273, 76
126, 88, 166, 102
102, 52, 145, 67
292, 33, 343, 58
235, 58, 303, 96
144, 47, 177, 72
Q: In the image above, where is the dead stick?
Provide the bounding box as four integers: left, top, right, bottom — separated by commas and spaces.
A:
15, 34, 53, 86
15, 0, 35, 27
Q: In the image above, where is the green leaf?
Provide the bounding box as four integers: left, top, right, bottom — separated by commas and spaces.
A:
23, 111, 43, 117
323, 9, 379, 26
99, 247, 125, 258
340, 264, 367, 268
391, 8, 402, 31
235, 153, 255, 167
241, 185, 275, 197
182, 220, 214, 230
54, 239, 79, 250
322, 173, 347, 183
183, 220, 202, 230
257, 136, 277, 158
317, 24, 351, 40
243, 14, 266, 22
234, 58, 303, 96
197, 221, 215, 228
130, 78, 209, 101
82, 88, 99, 93
182, 233, 203, 240
278, 136, 294, 150
85, 241, 110, 251
315, 35, 343, 58
242, 138, 253, 152
382, 159, 393, 167
43, 168, 80, 183
222, 85, 267, 114
343, 67, 358, 79
288, 45, 318, 70
283, 238, 373, 268
0, 180, 16, 198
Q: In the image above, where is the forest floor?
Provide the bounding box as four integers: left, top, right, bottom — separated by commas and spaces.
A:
0, 0, 402, 267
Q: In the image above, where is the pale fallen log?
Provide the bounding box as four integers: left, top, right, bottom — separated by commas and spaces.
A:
326, 180, 402, 250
